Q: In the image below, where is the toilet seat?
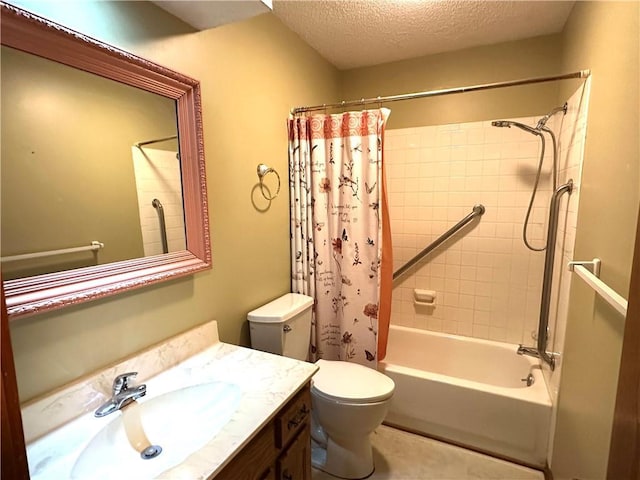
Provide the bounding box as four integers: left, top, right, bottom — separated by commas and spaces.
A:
312, 359, 395, 404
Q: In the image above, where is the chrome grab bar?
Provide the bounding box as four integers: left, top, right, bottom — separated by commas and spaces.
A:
152, 198, 169, 254
393, 204, 485, 281
519, 179, 573, 370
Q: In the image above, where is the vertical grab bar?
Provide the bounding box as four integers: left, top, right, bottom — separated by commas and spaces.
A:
522, 179, 573, 370
152, 198, 169, 254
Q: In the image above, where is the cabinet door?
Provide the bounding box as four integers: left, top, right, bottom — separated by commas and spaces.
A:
276, 425, 311, 480
215, 422, 277, 480
275, 387, 311, 449
259, 466, 277, 480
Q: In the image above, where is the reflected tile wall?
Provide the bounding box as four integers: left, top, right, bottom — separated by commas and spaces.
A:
132, 147, 186, 256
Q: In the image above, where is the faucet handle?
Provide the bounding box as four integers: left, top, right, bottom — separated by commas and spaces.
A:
112, 372, 138, 395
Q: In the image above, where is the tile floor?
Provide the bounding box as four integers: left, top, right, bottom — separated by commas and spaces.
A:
312, 425, 545, 480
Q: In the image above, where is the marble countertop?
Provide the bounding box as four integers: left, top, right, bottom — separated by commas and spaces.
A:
23, 321, 318, 479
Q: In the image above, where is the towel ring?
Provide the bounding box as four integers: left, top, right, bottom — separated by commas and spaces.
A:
257, 164, 280, 200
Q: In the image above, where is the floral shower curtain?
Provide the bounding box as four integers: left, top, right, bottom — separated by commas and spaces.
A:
289, 109, 392, 366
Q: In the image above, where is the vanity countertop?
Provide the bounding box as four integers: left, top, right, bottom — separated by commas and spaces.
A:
23, 321, 318, 479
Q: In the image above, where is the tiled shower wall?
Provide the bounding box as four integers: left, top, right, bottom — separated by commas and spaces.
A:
546, 80, 590, 384
544, 80, 590, 459
386, 85, 587, 347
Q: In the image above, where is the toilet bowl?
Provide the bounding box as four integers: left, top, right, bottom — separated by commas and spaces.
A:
310, 359, 395, 479
247, 294, 395, 479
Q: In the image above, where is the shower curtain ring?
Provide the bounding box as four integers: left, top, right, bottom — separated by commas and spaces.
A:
257, 163, 280, 201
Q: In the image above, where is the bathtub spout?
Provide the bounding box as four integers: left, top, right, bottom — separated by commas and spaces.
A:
517, 345, 540, 358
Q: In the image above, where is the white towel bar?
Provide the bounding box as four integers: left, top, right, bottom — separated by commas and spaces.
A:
1, 241, 104, 263
569, 258, 628, 317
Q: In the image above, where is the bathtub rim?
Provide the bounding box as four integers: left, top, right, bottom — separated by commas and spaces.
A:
384, 324, 538, 353
379, 324, 552, 407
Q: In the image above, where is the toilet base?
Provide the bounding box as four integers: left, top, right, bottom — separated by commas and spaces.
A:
311, 435, 374, 479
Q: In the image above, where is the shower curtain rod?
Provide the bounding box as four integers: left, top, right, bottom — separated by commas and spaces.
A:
291, 70, 590, 114
134, 135, 178, 148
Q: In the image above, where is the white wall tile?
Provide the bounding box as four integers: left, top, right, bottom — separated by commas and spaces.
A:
388, 107, 586, 351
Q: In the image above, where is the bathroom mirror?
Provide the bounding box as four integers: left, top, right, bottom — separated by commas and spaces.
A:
0, 3, 211, 319
1, 45, 184, 280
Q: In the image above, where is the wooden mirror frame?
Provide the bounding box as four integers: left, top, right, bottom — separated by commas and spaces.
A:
1, 3, 211, 320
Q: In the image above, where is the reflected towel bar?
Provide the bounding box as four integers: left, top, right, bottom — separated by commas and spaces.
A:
1, 241, 104, 262
569, 258, 628, 316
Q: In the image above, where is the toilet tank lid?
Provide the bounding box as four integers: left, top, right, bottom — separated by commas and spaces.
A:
312, 359, 395, 403
247, 293, 313, 323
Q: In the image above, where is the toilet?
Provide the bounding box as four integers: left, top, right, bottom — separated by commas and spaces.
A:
248, 293, 395, 479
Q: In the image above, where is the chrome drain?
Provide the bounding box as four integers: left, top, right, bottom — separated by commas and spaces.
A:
140, 445, 162, 460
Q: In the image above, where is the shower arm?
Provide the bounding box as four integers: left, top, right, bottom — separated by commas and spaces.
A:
536, 103, 568, 130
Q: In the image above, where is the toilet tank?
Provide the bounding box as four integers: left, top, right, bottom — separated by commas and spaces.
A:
247, 293, 313, 361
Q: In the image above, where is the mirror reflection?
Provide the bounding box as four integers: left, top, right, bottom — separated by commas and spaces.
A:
1, 45, 185, 281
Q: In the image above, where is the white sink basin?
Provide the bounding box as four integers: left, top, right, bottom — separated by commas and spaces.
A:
71, 381, 241, 479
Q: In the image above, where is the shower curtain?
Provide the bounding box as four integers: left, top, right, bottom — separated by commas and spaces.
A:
289, 109, 392, 366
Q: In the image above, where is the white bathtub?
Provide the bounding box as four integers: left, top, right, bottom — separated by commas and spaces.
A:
378, 325, 551, 467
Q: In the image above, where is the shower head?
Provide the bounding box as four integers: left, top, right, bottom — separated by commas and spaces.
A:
536, 103, 568, 130
491, 120, 541, 136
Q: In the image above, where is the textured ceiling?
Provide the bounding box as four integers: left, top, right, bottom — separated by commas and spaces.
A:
271, 1, 575, 70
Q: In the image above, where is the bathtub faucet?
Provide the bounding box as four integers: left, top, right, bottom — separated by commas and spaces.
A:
521, 373, 535, 386
517, 344, 540, 359
94, 372, 146, 418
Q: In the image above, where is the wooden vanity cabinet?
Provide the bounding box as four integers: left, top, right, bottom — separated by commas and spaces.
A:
215, 383, 312, 480
276, 424, 311, 480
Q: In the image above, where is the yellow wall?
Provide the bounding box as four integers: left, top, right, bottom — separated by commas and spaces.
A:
340, 34, 563, 129
8, 2, 339, 402
551, 2, 639, 479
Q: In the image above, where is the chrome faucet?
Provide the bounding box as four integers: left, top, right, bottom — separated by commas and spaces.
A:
517, 344, 556, 370
517, 344, 540, 359
94, 372, 147, 418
